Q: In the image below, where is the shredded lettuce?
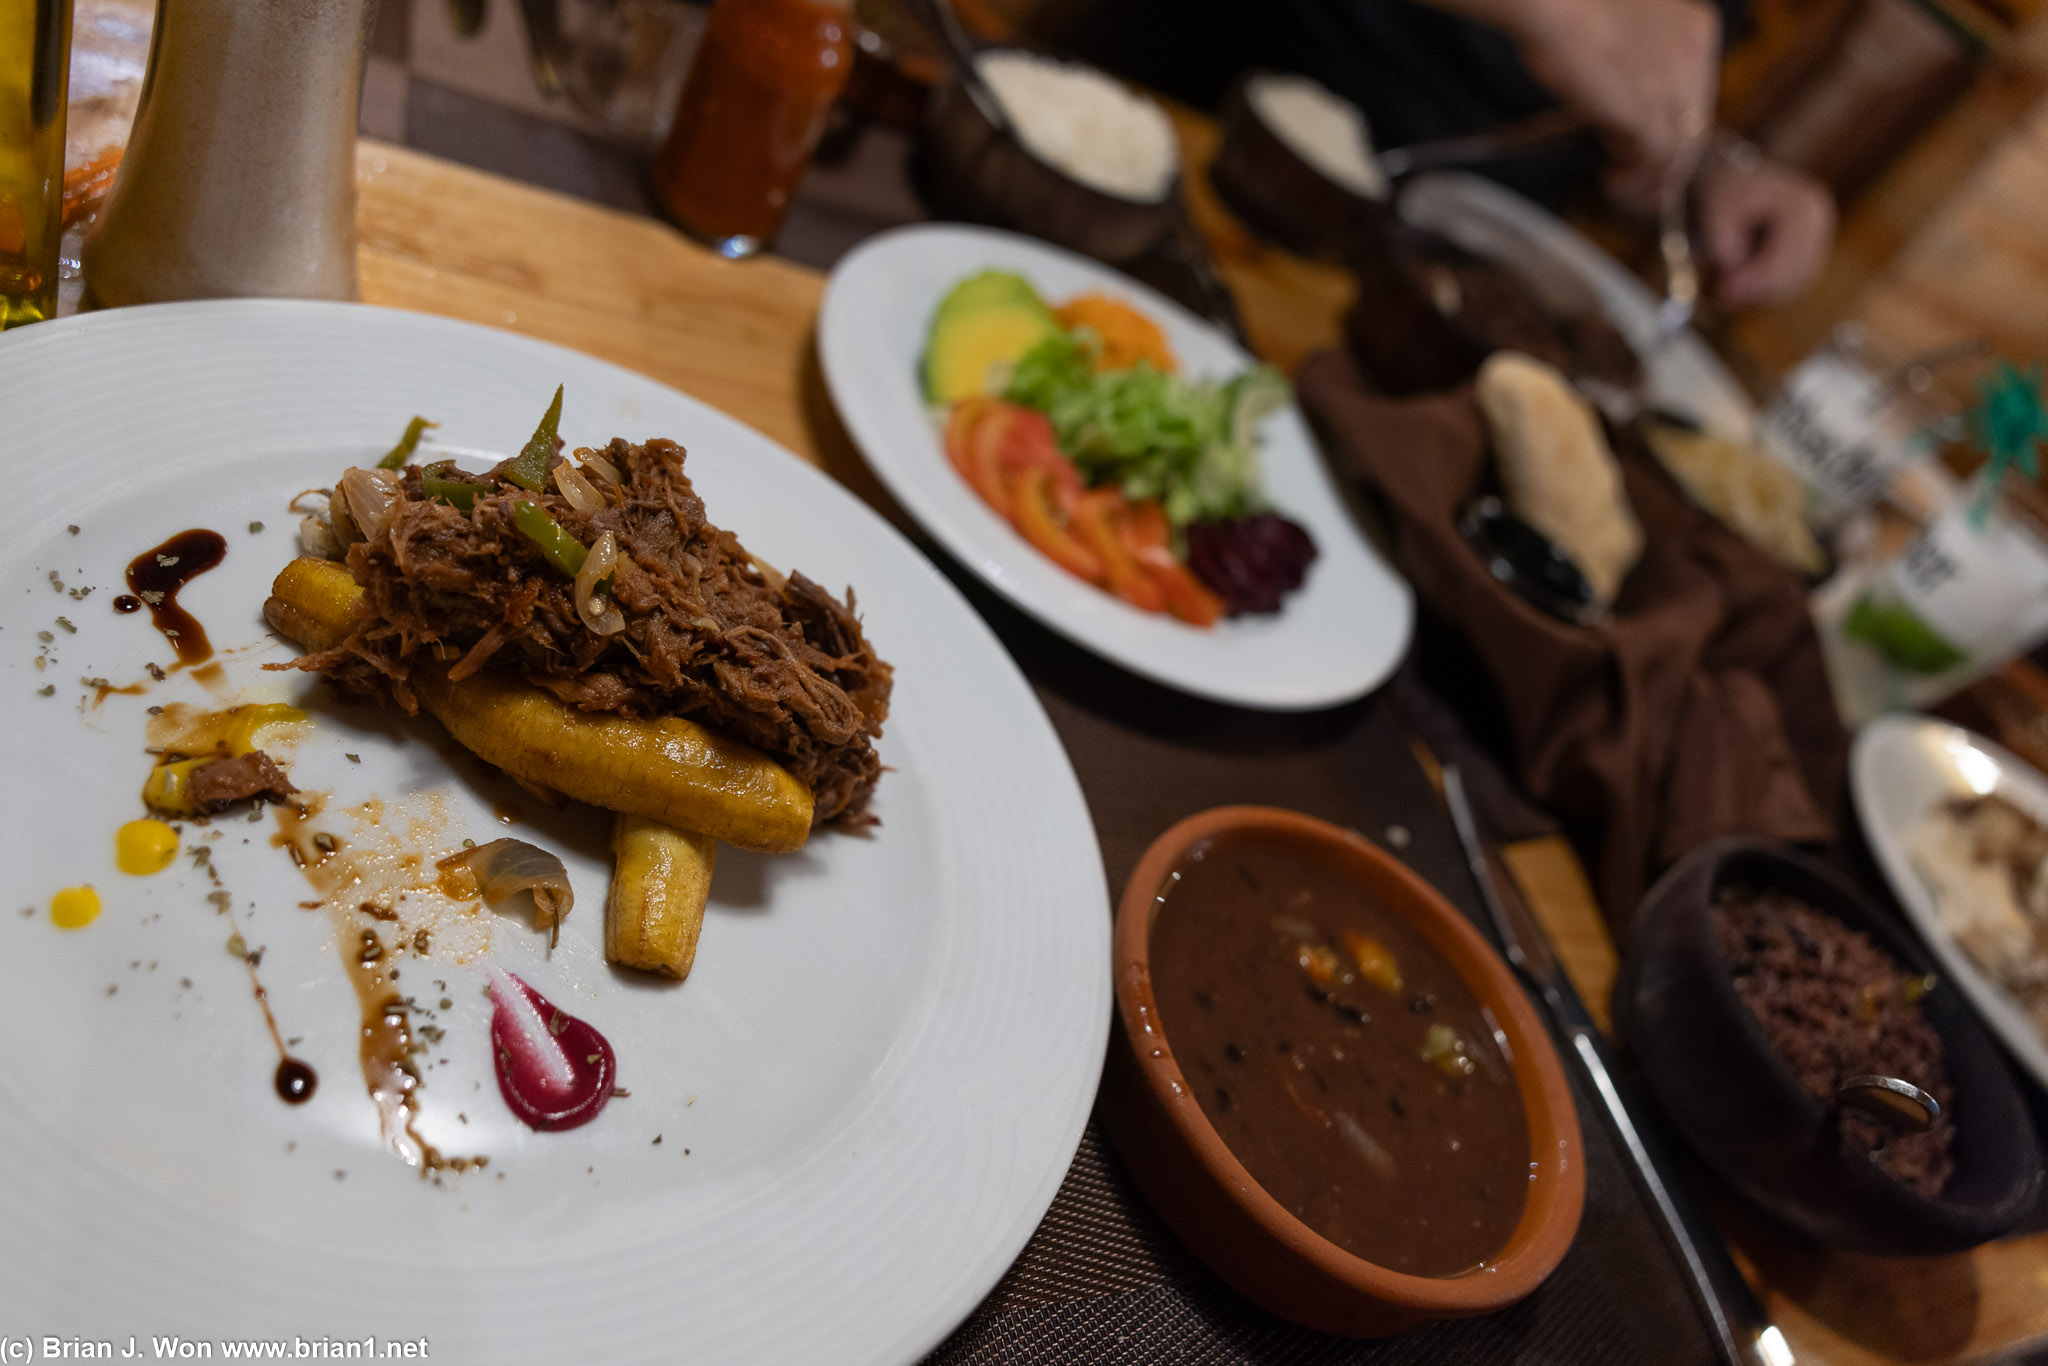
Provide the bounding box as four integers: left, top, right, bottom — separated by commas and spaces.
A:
1003, 330, 1289, 527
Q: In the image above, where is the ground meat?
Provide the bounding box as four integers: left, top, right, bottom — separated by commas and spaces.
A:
180, 750, 298, 813
1712, 886, 1956, 1201
293, 438, 891, 825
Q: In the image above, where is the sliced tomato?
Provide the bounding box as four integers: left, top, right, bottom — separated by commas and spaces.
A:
944, 397, 1009, 515
1146, 559, 1224, 627
1011, 467, 1104, 584
1120, 500, 1224, 627
1120, 499, 1177, 568
1070, 489, 1166, 614
997, 408, 1084, 510
968, 404, 1034, 519
943, 397, 996, 479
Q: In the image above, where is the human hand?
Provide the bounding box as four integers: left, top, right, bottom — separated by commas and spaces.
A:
1697, 148, 1836, 308
1510, 0, 1720, 212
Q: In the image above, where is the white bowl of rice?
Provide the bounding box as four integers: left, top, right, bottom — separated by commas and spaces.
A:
1211, 71, 1388, 260
917, 49, 1180, 262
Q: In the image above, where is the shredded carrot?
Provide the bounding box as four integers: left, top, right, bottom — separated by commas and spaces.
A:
62, 147, 123, 227
1053, 292, 1177, 374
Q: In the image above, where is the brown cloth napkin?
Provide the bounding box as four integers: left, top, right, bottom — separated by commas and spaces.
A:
1295, 348, 1848, 929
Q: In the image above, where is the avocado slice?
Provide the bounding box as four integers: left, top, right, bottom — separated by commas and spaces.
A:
933, 269, 1045, 320
922, 272, 1059, 405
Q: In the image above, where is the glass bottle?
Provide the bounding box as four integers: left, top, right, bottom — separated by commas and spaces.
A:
81, 0, 370, 307
0, 0, 72, 328
652, 0, 853, 258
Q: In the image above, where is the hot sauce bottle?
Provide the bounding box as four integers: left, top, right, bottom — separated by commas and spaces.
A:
653, 0, 854, 258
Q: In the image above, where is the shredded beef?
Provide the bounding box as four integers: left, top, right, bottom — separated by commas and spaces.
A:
294, 438, 892, 824
179, 750, 299, 813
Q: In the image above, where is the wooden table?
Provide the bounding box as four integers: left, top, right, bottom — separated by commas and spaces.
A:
352, 137, 2048, 1366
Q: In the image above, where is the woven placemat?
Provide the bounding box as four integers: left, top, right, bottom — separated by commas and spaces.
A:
918, 577, 1719, 1365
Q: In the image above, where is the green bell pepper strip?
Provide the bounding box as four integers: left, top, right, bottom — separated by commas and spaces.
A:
503, 385, 564, 492
376, 415, 438, 470
514, 499, 588, 576
420, 462, 481, 511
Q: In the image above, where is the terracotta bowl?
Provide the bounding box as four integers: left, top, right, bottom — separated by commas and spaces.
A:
1101, 806, 1586, 1337
913, 65, 1178, 265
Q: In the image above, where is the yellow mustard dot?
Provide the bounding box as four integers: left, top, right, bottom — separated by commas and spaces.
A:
117, 819, 181, 875
51, 885, 102, 930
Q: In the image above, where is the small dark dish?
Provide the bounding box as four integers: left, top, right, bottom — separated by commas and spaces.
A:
1345, 223, 1642, 396
1209, 75, 1388, 261
915, 65, 1177, 265
1459, 496, 1605, 627
1616, 838, 2044, 1255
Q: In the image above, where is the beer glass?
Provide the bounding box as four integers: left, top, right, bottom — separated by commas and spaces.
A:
0, 0, 72, 328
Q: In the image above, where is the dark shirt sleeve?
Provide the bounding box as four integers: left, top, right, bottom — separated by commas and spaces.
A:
1070, 0, 1748, 209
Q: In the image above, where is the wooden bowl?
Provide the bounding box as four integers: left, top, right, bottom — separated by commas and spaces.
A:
1343, 224, 1507, 395
1344, 222, 1643, 396
1616, 838, 2044, 1255
1101, 806, 1585, 1336
1209, 75, 1389, 262
913, 64, 1177, 265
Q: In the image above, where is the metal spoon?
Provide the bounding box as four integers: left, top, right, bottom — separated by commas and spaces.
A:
1836, 1075, 1943, 1133
1655, 189, 1699, 341
914, 0, 1010, 133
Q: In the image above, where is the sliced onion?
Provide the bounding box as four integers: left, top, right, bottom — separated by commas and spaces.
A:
748, 553, 787, 594
574, 530, 626, 636
554, 463, 605, 513
299, 513, 342, 561
577, 448, 624, 485
336, 467, 401, 544
328, 488, 362, 547
437, 839, 574, 940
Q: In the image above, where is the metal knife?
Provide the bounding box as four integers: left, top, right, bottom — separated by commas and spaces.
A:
1440, 764, 1793, 1366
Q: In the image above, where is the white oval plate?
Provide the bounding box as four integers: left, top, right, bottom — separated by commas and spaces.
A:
818, 224, 1413, 712
0, 301, 1109, 1363
1851, 713, 2048, 1088
1399, 172, 1758, 444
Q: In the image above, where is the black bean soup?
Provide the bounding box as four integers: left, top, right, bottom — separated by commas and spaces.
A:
1712, 886, 1955, 1200
1148, 833, 1531, 1277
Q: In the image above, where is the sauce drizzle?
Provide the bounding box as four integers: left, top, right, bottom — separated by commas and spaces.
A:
124, 529, 227, 664
271, 803, 483, 1172
275, 1057, 318, 1103
208, 868, 317, 1105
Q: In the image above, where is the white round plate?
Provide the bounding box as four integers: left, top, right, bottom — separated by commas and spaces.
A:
1851, 714, 2048, 1088
1399, 172, 1757, 443
0, 302, 1109, 1362
818, 224, 1413, 712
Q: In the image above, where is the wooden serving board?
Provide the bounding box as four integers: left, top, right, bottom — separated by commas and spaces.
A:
356, 141, 832, 466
